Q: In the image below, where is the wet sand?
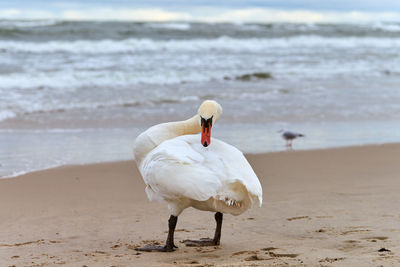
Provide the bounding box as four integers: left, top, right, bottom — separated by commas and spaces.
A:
1, 144, 400, 266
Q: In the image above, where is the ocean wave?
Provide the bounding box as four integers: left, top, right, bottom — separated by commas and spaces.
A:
0, 69, 217, 89
0, 110, 16, 121
372, 22, 400, 32
0, 19, 60, 29
0, 95, 200, 122
2, 35, 400, 54
146, 22, 191, 30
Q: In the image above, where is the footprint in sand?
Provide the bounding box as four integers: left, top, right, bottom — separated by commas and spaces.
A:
241, 248, 299, 262
0, 239, 45, 247
195, 247, 219, 253
342, 229, 371, 235
268, 251, 299, 258
244, 254, 271, 261
341, 226, 370, 235
362, 236, 388, 242
93, 250, 108, 255
339, 241, 364, 252
261, 247, 278, 251
205, 254, 220, 258
185, 260, 199, 264
287, 216, 310, 221
232, 250, 250, 256
319, 257, 345, 263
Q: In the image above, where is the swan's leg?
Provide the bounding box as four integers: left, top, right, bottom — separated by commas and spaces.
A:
135, 215, 178, 252
184, 212, 223, 247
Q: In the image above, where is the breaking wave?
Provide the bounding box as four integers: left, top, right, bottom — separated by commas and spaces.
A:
2, 35, 400, 54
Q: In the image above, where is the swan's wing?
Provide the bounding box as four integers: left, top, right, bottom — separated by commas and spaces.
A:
139, 136, 222, 202
204, 138, 263, 206
139, 134, 262, 206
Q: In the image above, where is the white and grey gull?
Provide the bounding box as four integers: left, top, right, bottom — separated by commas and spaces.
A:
278, 129, 305, 148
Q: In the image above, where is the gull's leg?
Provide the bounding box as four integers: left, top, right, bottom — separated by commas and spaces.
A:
184, 212, 223, 247
135, 215, 178, 252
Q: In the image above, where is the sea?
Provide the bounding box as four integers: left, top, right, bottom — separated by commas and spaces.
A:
1, 20, 400, 177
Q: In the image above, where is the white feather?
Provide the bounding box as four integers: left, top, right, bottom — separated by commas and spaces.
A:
138, 134, 263, 216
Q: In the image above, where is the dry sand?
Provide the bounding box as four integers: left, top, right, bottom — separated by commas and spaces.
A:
1, 144, 400, 266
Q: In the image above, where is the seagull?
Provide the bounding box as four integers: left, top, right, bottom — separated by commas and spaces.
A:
278, 129, 304, 149
133, 100, 262, 252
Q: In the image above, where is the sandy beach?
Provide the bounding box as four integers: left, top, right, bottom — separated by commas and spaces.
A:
0, 144, 399, 266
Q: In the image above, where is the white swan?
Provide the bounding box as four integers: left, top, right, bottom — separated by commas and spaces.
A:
133, 100, 262, 252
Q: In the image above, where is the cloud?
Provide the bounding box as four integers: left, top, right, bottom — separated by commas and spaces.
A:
61, 8, 191, 21
207, 8, 400, 23
61, 8, 400, 23
199, 8, 326, 23
0, 6, 399, 23
0, 8, 54, 19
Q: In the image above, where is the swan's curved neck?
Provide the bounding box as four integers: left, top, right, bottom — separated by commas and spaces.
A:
133, 115, 201, 166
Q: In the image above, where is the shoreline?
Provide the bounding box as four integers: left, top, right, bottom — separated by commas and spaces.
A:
2, 142, 399, 179
1, 144, 400, 266
2, 119, 400, 177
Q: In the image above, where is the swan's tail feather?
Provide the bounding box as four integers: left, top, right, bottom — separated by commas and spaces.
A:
223, 197, 243, 208
216, 180, 263, 210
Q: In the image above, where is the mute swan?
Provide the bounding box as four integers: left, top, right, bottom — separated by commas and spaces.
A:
133, 100, 262, 252
278, 129, 304, 148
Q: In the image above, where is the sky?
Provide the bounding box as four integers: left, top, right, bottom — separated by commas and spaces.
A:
1, 0, 400, 23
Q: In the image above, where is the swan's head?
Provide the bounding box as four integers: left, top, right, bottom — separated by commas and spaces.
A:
198, 100, 222, 147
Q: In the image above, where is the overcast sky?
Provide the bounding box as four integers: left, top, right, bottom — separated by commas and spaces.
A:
1, 0, 400, 23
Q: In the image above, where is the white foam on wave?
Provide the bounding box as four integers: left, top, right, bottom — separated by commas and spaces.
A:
2, 170, 30, 179
1, 162, 68, 179
146, 22, 191, 30
234, 23, 265, 31
0, 84, 202, 120
0, 69, 214, 89
372, 22, 400, 32
0, 110, 16, 121
2, 35, 400, 54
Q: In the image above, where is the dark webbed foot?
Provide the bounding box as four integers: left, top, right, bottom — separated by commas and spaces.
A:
183, 238, 218, 247
135, 244, 176, 252
184, 212, 223, 247
136, 215, 178, 252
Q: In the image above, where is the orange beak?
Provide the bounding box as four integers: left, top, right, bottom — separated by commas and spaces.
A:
201, 117, 212, 147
